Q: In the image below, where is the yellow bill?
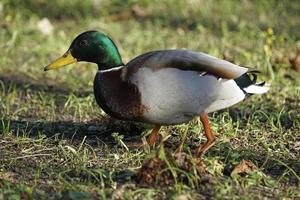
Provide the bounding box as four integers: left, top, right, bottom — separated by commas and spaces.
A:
44, 51, 77, 71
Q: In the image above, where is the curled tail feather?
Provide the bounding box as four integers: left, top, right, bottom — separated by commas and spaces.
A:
234, 70, 269, 95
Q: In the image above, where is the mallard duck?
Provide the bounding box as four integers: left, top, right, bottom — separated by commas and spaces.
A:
44, 31, 269, 155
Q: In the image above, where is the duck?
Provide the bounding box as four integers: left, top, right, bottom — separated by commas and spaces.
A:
44, 30, 269, 156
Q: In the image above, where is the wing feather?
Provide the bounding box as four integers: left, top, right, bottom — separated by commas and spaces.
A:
126, 50, 248, 79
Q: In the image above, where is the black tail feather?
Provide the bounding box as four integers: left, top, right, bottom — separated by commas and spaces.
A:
234, 70, 267, 95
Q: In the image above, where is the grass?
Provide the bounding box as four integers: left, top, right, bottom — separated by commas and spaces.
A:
0, 0, 299, 199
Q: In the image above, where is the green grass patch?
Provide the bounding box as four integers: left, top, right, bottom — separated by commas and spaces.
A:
0, 0, 299, 199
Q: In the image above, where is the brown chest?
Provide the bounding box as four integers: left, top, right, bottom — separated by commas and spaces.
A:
93, 70, 147, 121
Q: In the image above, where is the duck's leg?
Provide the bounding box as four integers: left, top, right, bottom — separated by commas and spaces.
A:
126, 125, 161, 148
195, 112, 216, 156
147, 125, 161, 146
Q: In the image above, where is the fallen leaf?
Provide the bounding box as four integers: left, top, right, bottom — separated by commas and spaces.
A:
0, 172, 18, 183
271, 52, 289, 66
37, 18, 53, 35
176, 194, 193, 200
293, 141, 300, 151
222, 50, 234, 62
110, 11, 131, 21
135, 151, 211, 187
135, 156, 167, 186
289, 49, 300, 71
231, 160, 257, 176
112, 184, 135, 200
131, 4, 147, 18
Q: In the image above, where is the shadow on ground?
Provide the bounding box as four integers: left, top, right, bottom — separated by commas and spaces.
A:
0, 74, 91, 97
0, 119, 145, 145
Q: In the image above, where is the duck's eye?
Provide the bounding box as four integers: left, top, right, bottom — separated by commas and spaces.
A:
79, 40, 88, 47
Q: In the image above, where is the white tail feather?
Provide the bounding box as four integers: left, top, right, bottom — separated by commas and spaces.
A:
244, 84, 270, 94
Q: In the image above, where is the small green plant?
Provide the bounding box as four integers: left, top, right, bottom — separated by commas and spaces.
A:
111, 132, 129, 152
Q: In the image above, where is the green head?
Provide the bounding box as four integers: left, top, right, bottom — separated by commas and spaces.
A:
44, 31, 123, 71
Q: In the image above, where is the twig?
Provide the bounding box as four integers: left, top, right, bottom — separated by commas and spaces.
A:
12, 153, 52, 160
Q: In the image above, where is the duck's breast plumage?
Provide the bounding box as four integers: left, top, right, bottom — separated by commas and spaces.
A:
94, 68, 146, 121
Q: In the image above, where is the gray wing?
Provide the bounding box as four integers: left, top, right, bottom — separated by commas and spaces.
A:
126, 50, 248, 79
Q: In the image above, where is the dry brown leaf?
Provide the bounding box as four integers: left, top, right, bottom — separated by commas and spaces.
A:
0, 172, 18, 183
289, 49, 300, 71
222, 50, 234, 62
135, 156, 167, 186
135, 152, 211, 187
131, 4, 147, 18
271, 52, 289, 65
231, 160, 258, 176
110, 12, 131, 21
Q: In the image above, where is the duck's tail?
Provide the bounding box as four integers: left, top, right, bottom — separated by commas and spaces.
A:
234, 70, 269, 96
